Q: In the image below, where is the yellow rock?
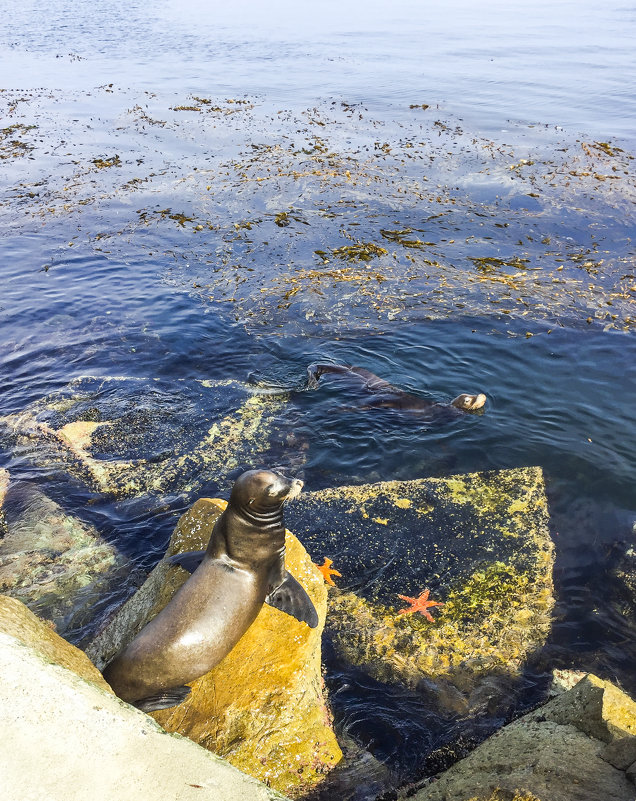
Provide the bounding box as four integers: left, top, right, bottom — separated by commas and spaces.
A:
94, 498, 342, 798
286, 467, 555, 713
0, 594, 112, 692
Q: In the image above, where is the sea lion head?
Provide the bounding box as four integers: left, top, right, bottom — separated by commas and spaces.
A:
450, 392, 487, 412
230, 468, 303, 514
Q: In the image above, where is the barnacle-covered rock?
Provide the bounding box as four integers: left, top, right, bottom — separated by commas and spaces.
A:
286, 466, 554, 714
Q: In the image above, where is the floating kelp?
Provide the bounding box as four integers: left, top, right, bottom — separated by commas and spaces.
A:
1, 88, 635, 333
0, 123, 37, 160
91, 155, 121, 169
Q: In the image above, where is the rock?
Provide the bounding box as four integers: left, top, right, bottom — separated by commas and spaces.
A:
0, 630, 288, 801
525, 674, 636, 743
285, 467, 554, 714
0, 481, 128, 638
0, 376, 290, 497
0, 593, 112, 691
407, 674, 636, 801
549, 668, 588, 697
605, 536, 636, 618
601, 736, 636, 770
301, 734, 395, 801
86, 497, 342, 798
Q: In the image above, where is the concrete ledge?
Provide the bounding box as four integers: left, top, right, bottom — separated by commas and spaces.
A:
0, 632, 288, 801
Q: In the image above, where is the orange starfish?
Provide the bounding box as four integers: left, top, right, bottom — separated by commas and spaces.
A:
315, 557, 342, 587
397, 589, 444, 622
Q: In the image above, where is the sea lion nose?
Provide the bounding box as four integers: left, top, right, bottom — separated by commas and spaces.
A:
286, 477, 303, 500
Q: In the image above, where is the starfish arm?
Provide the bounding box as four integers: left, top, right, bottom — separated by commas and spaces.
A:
315, 557, 342, 586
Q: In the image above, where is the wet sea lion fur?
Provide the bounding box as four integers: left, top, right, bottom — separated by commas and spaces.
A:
307, 363, 486, 419
102, 469, 317, 712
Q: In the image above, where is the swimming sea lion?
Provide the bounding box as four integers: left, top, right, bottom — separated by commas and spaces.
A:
307, 363, 486, 420
102, 469, 317, 712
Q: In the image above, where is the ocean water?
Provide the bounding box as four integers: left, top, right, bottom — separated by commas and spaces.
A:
1, 0, 636, 794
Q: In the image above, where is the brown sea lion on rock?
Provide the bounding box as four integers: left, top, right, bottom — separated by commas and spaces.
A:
307, 363, 486, 420
103, 469, 317, 712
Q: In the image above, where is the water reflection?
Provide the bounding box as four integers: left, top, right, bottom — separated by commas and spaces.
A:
2, 1, 636, 795
1, 0, 635, 135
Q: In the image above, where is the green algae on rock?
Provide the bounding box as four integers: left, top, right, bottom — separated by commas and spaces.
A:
285, 467, 554, 709
87, 498, 341, 798
0, 482, 128, 638
0, 376, 289, 498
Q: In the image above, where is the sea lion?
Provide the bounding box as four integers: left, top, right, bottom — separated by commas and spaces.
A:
307, 363, 486, 420
102, 469, 317, 712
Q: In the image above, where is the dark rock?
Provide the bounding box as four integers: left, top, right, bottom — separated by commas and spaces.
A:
286, 466, 554, 714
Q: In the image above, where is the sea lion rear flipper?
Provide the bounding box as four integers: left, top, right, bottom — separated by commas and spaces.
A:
266, 572, 319, 628
167, 550, 206, 573
133, 685, 191, 713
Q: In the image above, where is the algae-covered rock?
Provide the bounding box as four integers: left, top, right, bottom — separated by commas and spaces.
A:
0, 481, 128, 637
285, 467, 554, 711
87, 497, 342, 798
0, 594, 112, 691
0, 376, 289, 497
407, 675, 636, 801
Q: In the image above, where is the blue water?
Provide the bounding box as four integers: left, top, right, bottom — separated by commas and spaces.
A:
2, 0, 636, 794
3, 0, 636, 137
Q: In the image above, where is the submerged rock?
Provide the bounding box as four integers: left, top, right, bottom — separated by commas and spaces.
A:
407, 675, 636, 801
0, 376, 290, 498
285, 467, 554, 714
87, 497, 342, 798
0, 481, 128, 638
0, 623, 288, 801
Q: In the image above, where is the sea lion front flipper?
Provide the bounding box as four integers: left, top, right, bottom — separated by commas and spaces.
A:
266, 572, 319, 628
133, 685, 191, 713
167, 550, 206, 573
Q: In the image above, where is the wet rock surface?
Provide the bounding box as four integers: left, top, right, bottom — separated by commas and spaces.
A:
0, 376, 291, 498
406, 675, 636, 801
0, 480, 128, 637
87, 497, 342, 798
285, 467, 554, 714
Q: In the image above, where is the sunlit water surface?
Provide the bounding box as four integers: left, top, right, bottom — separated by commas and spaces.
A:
1, 0, 636, 795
